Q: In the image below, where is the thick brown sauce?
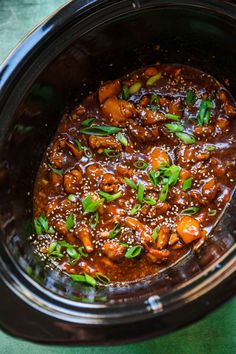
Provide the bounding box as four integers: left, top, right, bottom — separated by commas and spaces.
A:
33, 64, 236, 284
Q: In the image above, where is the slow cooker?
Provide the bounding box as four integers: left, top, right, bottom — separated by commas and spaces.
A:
0, 0, 236, 344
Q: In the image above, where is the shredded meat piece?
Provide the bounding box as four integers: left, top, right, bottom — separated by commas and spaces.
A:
100, 173, 118, 193
102, 241, 125, 262
63, 169, 83, 194
102, 96, 136, 126
136, 105, 166, 125
76, 226, 94, 253
98, 80, 121, 103
88, 135, 122, 151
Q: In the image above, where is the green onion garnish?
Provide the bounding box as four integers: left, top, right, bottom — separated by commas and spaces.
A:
81, 117, 95, 127
73, 139, 83, 151
82, 194, 104, 213
130, 204, 141, 216
165, 113, 180, 121
70, 274, 96, 287
164, 165, 180, 186
109, 223, 122, 239
65, 213, 74, 231
104, 149, 120, 158
48, 243, 63, 258
148, 170, 160, 186
95, 272, 110, 285
125, 245, 143, 259
129, 82, 142, 94
182, 177, 193, 191
47, 163, 63, 176
144, 197, 156, 206
159, 184, 169, 202
208, 209, 217, 216
122, 84, 130, 100
165, 123, 184, 133
181, 206, 200, 215
146, 73, 161, 86
80, 125, 122, 136
151, 227, 159, 241
34, 214, 49, 235
137, 183, 145, 203
205, 145, 216, 151
186, 90, 195, 105
116, 132, 128, 146
67, 194, 77, 202
83, 147, 93, 158
78, 246, 88, 257
175, 132, 195, 144
133, 160, 148, 170
124, 177, 137, 190
48, 241, 57, 254
66, 247, 79, 259
98, 191, 122, 202
197, 99, 213, 126
149, 94, 160, 105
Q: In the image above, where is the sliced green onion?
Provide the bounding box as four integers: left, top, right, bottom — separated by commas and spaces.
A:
151, 227, 159, 242
34, 214, 49, 235
81, 117, 95, 127
165, 113, 180, 121
205, 145, 216, 151
119, 242, 129, 248
116, 132, 128, 146
96, 272, 110, 285
176, 132, 195, 144
73, 139, 83, 151
149, 104, 159, 111
83, 147, 93, 158
68, 194, 77, 202
104, 149, 120, 158
48, 241, 57, 254
165, 123, 184, 133
67, 247, 79, 259
122, 84, 130, 100
109, 223, 122, 239
164, 165, 180, 186
182, 177, 193, 191
47, 163, 63, 176
70, 274, 97, 287
80, 125, 121, 136
148, 170, 160, 186
82, 194, 104, 213
186, 90, 195, 105
124, 177, 137, 190
137, 183, 145, 203
133, 160, 148, 170
78, 246, 88, 257
98, 191, 122, 202
90, 211, 99, 229
66, 213, 74, 231
159, 184, 169, 202
144, 197, 156, 206
130, 204, 141, 216
208, 209, 217, 216
149, 94, 160, 105
49, 244, 63, 258
146, 73, 161, 86
181, 206, 200, 215
125, 245, 143, 258
129, 82, 142, 94
197, 99, 213, 126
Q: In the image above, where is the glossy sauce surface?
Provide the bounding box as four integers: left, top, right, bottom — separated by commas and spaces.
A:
33, 64, 236, 285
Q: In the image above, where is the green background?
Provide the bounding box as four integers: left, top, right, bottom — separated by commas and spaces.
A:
0, 1, 235, 353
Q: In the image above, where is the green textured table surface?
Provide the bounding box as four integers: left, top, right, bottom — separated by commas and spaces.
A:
0, 1, 235, 353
